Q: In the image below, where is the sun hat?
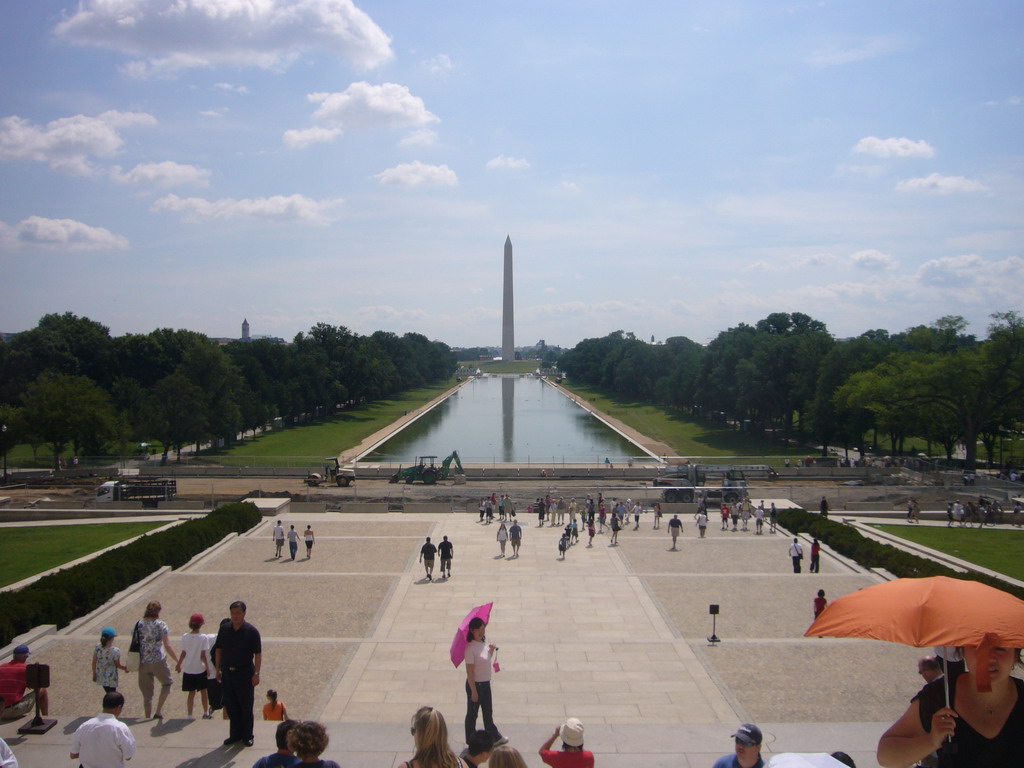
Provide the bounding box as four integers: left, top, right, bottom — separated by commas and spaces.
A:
560, 718, 585, 747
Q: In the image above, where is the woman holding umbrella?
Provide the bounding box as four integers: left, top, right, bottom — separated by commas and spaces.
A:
877, 644, 1024, 767
463, 617, 506, 747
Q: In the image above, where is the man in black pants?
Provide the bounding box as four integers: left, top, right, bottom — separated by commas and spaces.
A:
215, 600, 262, 747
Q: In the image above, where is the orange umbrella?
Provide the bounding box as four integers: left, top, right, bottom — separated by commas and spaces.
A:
806, 575, 1024, 697
805, 575, 1024, 648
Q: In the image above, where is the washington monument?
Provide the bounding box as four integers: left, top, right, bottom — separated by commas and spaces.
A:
502, 235, 514, 361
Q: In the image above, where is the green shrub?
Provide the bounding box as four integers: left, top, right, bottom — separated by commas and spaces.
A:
778, 508, 1024, 600
0, 503, 260, 647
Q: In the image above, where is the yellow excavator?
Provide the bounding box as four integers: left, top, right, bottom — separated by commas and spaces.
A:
389, 451, 465, 484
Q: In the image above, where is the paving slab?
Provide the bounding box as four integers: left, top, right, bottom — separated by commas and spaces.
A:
0, 511, 933, 768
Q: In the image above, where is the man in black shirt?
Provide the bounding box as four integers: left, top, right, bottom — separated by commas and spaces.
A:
437, 535, 454, 579
419, 537, 437, 581
215, 600, 262, 747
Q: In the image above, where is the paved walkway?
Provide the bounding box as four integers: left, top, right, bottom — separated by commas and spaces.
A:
1, 506, 933, 767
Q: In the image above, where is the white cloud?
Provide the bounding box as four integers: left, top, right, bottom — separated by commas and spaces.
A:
214, 82, 249, 94
984, 95, 1021, 106
111, 160, 211, 187
853, 136, 935, 158
915, 254, 1024, 302
0, 215, 129, 250
56, 0, 393, 76
807, 35, 904, 66
850, 249, 898, 270
307, 82, 438, 129
283, 126, 343, 149
425, 53, 453, 77
486, 155, 531, 170
0, 111, 156, 175
152, 193, 343, 223
374, 161, 457, 187
895, 173, 989, 195
200, 109, 227, 118
399, 129, 438, 147
560, 181, 581, 193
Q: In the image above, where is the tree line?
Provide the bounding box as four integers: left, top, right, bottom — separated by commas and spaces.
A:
557, 311, 1024, 468
0, 313, 457, 467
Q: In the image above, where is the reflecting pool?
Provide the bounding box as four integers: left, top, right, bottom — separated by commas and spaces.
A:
362, 376, 654, 464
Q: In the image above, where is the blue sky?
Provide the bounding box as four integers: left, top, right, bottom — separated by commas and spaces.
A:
1, 0, 1021, 347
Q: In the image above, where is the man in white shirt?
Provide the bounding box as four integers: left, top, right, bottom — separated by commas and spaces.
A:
272, 520, 285, 558
71, 692, 136, 768
789, 538, 804, 573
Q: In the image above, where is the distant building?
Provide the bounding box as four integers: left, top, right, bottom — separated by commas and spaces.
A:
242, 318, 250, 341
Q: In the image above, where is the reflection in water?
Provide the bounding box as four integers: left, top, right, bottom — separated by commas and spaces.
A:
502, 376, 514, 462
363, 375, 651, 464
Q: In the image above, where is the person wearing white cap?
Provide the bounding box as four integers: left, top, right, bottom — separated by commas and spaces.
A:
713, 723, 764, 768
538, 718, 594, 768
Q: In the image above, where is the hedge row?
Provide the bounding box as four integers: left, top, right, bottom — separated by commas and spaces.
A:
778, 508, 1024, 602
0, 502, 261, 648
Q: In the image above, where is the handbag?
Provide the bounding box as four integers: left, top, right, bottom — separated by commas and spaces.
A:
126, 621, 142, 671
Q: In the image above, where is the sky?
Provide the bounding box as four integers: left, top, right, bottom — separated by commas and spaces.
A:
1, 1, 1021, 348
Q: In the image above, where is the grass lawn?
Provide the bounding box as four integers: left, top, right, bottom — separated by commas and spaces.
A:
871, 524, 1024, 581
0, 521, 167, 587
560, 382, 812, 460
201, 380, 459, 462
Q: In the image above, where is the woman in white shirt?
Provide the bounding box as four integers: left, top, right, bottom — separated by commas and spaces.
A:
463, 618, 506, 747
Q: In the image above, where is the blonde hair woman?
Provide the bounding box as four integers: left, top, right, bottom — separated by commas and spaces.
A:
400, 706, 465, 768
489, 745, 529, 768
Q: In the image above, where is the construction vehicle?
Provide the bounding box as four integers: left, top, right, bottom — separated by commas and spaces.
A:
305, 457, 356, 487
654, 463, 774, 504
389, 451, 465, 485
96, 479, 177, 504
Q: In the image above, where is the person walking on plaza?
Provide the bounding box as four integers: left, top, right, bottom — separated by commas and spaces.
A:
819, 496, 829, 518
609, 510, 621, 545
509, 521, 522, 558
438, 535, 454, 578
712, 723, 764, 768
71, 692, 136, 768
539, 717, 594, 768
303, 525, 315, 559
286, 525, 299, 561
587, 521, 595, 547
809, 538, 821, 573
813, 589, 828, 618
272, 520, 285, 559
668, 515, 683, 550
135, 601, 179, 720
769, 503, 778, 534
215, 600, 262, 747
720, 504, 729, 531
496, 523, 509, 557
754, 502, 764, 535
175, 612, 211, 718
789, 538, 804, 573
696, 510, 708, 538
93, 627, 129, 693
653, 502, 662, 529
463, 617, 506, 747
420, 537, 437, 580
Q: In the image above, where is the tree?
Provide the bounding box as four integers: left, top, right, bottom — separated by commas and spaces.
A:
0, 404, 21, 480
20, 374, 115, 468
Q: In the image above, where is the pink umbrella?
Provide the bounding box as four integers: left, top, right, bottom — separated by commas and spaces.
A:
450, 602, 493, 667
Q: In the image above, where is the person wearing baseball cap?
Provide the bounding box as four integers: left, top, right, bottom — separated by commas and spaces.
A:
0, 644, 49, 719
538, 717, 594, 768
713, 723, 764, 768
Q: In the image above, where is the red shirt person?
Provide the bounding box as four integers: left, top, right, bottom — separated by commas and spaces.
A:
0, 645, 49, 718
539, 718, 595, 768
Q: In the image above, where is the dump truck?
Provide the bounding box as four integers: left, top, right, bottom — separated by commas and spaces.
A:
389, 451, 465, 485
654, 463, 774, 504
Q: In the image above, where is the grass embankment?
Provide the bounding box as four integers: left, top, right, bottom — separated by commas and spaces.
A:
559, 382, 810, 460
0, 521, 166, 587
202, 379, 459, 462
870, 525, 1024, 582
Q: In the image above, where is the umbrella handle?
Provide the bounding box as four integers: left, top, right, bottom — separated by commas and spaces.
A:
942, 657, 952, 744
